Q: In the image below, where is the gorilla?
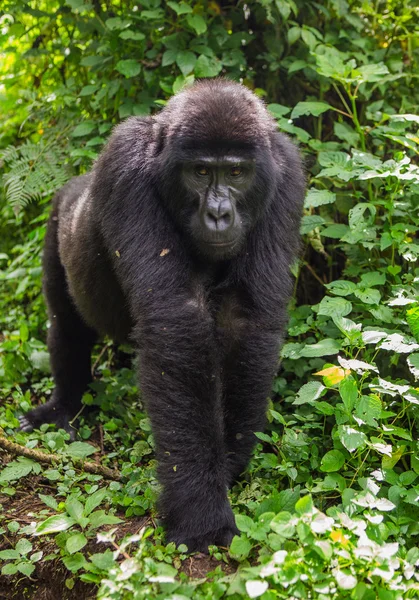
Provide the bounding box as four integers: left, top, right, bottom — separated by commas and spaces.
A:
19, 79, 305, 552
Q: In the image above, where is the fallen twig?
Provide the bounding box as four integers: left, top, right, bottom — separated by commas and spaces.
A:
0, 436, 123, 481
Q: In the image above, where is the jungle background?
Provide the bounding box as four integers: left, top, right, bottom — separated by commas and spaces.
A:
0, 1, 419, 599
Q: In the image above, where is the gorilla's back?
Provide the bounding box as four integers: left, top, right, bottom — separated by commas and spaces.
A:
55, 175, 133, 343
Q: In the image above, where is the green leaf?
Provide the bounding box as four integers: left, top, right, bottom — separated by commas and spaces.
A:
267, 103, 291, 117
0, 549, 20, 560
235, 514, 255, 533
34, 515, 76, 535
119, 30, 145, 41
39, 494, 59, 510
84, 489, 107, 516
304, 189, 336, 208
295, 494, 313, 515
320, 449, 345, 472
30, 350, 50, 372
291, 101, 332, 119
300, 215, 325, 234
90, 550, 116, 571
66, 533, 88, 554
15, 538, 32, 555
338, 425, 367, 453
407, 353, 419, 380
162, 49, 177, 67
66, 442, 97, 459
270, 512, 295, 537
176, 50, 197, 76
88, 510, 123, 529
186, 14, 207, 35
65, 496, 85, 523
194, 55, 222, 77
115, 60, 141, 78
0, 458, 36, 482
229, 535, 252, 561
354, 288, 381, 305
17, 562, 35, 577
339, 376, 358, 412
355, 395, 382, 426
62, 552, 88, 572
406, 306, 419, 341
293, 381, 325, 405
321, 224, 349, 238
167, 1, 192, 14
318, 296, 352, 318
300, 339, 341, 357
325, 280, 357, 297
71, 122, 96, 137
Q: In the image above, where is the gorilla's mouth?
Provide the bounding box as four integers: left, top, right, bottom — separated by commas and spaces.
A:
205, 236, 240, 248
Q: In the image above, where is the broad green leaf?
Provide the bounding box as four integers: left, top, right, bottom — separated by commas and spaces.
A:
355, 395, 382, 426
354, 288, 381, 305
66, 442, 97, 459
304, 189, 336, 208
90, 550, 115, 571
167, 1, 192, 14
17, 563, 35, 577
88, 511, 123, 529
194, 55, 221, 77
339, 376, 358, 412
115, 59, 141, 78
295, 494, 313, 515
15, 538, 32, 555
34, 515, 76, 535
360, 271, 386, 287
235, 514, 255, 533
66, 533, 87, 554
176, 50, 196, 76
62, 552, 88, 572
380, 333, 419, 353
119, 30, 145, 41
300, 215, 325, 234
318, 296, 352, 318
325, 280, 357, 297
291, 101, 332, 119
406, 306, 419, 341
229, 535, 252, 561
186, 14, 207, 35
0, 458, 36, 482
162, 49, 177, 67
267, 103, 291, 117
321, 224, 349, 238
320, 449, 345, 472
300, 339, 341, 357
270, 512, 295, 537
293, 381, 325, 405
338, 426, 367, 452
0, 549, 20, 560
84, 489, 107, 516
407, 353, 419, 380
66, 496, 85, 523
71, 122, 96, 137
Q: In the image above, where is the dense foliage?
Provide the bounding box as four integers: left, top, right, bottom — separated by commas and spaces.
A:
1, 1, 419, 598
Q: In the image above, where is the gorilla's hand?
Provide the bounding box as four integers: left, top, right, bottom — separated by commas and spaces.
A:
19, 398, 77, 440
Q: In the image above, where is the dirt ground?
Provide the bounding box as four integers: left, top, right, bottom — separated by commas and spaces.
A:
0, 469, 234, 600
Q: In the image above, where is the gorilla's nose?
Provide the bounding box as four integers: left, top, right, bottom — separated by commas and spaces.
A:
204, 201, 233, 232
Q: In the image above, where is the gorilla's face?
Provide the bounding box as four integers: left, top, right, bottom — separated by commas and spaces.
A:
180, 156, 256, 260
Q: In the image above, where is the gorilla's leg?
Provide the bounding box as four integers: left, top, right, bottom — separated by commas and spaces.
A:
222, 326, 281, 485
135, 301, 238, 552
19, 206, 96, 439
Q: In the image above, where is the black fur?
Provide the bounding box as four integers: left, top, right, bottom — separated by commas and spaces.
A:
19, 79, 305, 552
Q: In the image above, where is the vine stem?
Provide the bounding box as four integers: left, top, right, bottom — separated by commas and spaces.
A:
0, 435, 123, 481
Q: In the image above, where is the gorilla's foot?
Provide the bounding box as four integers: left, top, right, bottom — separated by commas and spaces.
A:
171, 524, 240, 554
19, 399, 77, 440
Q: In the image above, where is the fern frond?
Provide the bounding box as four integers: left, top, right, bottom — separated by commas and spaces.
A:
1, 140, 71, 210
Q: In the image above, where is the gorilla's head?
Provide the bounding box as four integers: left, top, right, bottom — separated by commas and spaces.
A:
154, 79, 279, 261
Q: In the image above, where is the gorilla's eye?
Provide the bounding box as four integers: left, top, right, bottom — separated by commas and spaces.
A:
230, 166, 242, 177
195, 166, 209, 177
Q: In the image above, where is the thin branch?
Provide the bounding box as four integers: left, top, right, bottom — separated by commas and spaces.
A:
0, 436, 123, 481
